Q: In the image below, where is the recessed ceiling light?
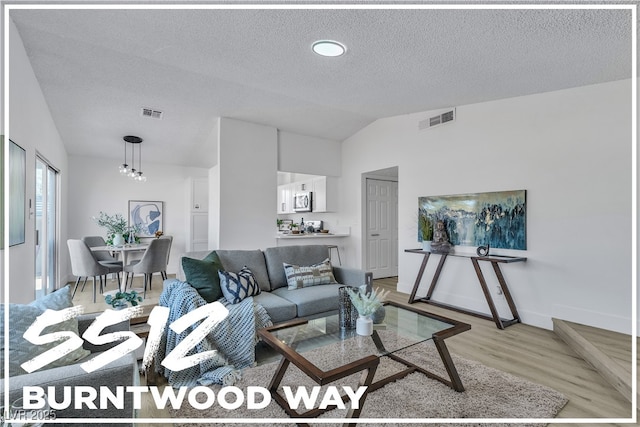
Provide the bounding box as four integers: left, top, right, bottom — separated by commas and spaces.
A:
312, 40, 346, 57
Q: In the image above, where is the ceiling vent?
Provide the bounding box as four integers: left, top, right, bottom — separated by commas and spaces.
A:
419, 108, 455, 131
141, 107, 163, 120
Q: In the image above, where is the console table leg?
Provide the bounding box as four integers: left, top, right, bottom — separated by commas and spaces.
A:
408, 252, 430, 303
492, 262, 521, 323
426, 254, 448, 299
471, 258, 504, 329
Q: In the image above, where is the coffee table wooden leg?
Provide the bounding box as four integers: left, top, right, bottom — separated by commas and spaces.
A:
342, 363, 378, 427
433, 337, 465, 392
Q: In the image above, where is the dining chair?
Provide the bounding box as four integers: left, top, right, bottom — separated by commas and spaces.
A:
68, 239, 122, 303
82, 235, 122, 266
123, 238, 171, 298
159, 235, 173, 280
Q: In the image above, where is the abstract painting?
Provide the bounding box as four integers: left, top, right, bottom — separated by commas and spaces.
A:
418, 190, 526, 250
129, 200, 163, 237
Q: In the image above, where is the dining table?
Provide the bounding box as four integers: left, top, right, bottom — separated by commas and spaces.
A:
90, 243, 149, 266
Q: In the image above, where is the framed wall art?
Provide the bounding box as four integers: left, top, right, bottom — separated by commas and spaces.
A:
418, 190, 526, 250
129, 200, 163, 237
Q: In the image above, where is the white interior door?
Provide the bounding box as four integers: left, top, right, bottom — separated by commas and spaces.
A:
366, 179, 398, 279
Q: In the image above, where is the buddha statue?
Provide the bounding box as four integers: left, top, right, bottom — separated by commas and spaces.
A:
431, 220, 453, 253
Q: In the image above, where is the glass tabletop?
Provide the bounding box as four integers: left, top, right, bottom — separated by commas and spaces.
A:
264, 304, 456, 372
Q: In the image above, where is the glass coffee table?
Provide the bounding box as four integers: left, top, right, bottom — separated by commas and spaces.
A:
257, 301, 471, 425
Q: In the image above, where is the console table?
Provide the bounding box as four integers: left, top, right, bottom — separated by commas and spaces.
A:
405, 249, 527, 329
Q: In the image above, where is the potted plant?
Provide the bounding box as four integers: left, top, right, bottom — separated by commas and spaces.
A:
93, 211, 130, 246
346, 286, 390, 336
105, 290, 143, 310
419, 211, 434, 251
290, 223, 300, 234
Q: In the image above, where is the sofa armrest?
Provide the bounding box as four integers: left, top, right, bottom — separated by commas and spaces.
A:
1, 353, 138, 423
332, 266, 373, 287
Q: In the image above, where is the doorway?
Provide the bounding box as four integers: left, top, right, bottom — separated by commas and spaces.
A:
34, 156, 59, 299
363, 167, 398, 279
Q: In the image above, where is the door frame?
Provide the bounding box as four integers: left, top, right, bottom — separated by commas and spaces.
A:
34, 153, 60, 298
361, 167, 399, 278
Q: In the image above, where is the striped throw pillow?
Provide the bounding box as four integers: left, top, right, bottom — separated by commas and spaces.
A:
218, 266, 261, 304
283, 258, 336, 290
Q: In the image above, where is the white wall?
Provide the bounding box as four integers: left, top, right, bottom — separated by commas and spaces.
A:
278, 131, 342, 177
340, 80, 634, 334
215, 117, 278, 249
6, 20, 69, 304
66, 156, 208, 279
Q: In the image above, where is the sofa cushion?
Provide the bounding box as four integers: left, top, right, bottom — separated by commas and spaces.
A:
1, 286, 90, 377
283, 258, 336, 290
253, 292, 297, 324
272, 283, 342, 318
264, 245, 332, 290
182, 251, 224, 303
219, 267, 261, 304
216, 249, 272, 292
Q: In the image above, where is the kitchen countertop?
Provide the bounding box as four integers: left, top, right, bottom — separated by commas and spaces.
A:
276, 232, 349, 239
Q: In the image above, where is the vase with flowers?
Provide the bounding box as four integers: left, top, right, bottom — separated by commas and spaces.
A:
418, 210, 434, 251
93, 211, 140, 246
346, 286, 390, 336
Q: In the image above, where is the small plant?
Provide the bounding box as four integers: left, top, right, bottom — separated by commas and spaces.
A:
418, 211, 433, 242
154, 230, 164, 238
346, 286, 390, 317
93, 211, 141, 245
105, 291, 143, 309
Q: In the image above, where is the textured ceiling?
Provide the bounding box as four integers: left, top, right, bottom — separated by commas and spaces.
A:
9, 6, 633, 168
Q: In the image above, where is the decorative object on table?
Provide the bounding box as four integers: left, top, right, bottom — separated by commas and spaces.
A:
338, 286, 359, 330
155, 230, 164, 238
93, 211, 137, 246
476, 244, 490, 257
346, 286, 390, 336
418, 209, 433, 251
105, 290, 143, 310
418, 190, 527, 250
129, 200, 163, 237
279, 219, 293, 232
276, 219, 283, 233
289, 223, 300, 234
431, 220, 454, 254
118, 135, 147, 182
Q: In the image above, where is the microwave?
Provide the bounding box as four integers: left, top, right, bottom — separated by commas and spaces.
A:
293, 191, 313, 212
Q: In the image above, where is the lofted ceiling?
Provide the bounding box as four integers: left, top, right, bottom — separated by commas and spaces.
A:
9, 5, 633, 168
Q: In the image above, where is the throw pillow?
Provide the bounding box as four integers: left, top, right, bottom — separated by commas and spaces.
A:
283, 258, 336, 290
182, 251, 224, 303
218, 266, 261, 304
1, 286, 90, 377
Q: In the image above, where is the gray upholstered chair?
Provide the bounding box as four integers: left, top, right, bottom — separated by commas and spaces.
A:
159, 235, 173, 280
123, 238, 171, 298
82, 235, 122, 267
68, 239, 122, 302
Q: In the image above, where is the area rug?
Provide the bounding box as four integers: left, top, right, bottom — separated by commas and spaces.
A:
171, 339, 568, 427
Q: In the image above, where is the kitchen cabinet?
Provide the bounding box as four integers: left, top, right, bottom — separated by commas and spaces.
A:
311, 176, 338, 212
277, 176, 338, 214
191, 178, 209, 212
277, 183, 295, 214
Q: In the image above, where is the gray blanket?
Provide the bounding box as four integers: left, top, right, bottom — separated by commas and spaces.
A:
156, 279, 272, 387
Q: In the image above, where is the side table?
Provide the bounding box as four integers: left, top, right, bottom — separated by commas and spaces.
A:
405, 249, 526, 329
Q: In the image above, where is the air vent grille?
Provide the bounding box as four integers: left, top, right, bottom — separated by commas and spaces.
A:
141, 107, 163, 120
419, 108, 456, 131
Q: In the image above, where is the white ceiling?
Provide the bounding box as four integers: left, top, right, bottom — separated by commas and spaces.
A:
9, 6, 633, 168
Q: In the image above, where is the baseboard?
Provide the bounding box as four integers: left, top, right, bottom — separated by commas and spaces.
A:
553, 318, 633, 404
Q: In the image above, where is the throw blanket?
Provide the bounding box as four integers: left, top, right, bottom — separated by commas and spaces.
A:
155, 279, 272, 387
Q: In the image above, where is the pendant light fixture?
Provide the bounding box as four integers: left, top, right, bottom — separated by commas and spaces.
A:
120, 135, 146, 182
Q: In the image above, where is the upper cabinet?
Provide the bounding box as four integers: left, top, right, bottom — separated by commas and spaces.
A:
311, 176, 338, 212
277, 174, 338, 214
191, 177, 209, 212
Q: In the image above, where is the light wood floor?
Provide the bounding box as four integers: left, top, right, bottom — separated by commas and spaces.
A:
72, 275, 637, 426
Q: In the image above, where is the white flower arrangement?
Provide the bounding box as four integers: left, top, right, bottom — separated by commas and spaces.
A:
346, 286, 390, 317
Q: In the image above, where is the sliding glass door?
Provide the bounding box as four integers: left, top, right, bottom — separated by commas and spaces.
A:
35, 156, 58, 299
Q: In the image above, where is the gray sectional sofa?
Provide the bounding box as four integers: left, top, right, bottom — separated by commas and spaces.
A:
1, 313, 138, 426
176, 245, 373, 323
